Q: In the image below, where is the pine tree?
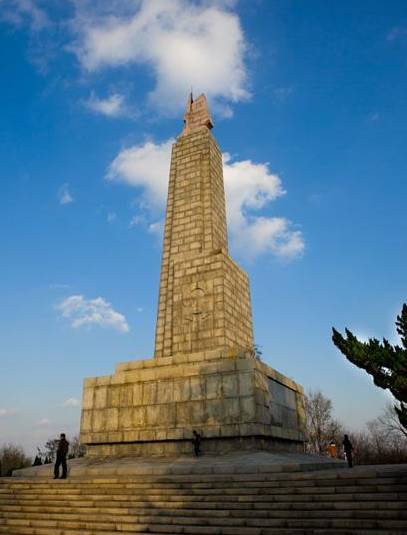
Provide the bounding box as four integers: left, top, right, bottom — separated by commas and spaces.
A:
332, 304, 407, 431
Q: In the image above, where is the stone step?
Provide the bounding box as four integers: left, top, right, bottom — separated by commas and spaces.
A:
2, 500, 407, 513
1, 507, 407, 521
7, 468, 407, 483
2, 489, 406, 504
2, 483, 406, 497
1, 528, 407, 535
5, 473, 407, 485
1, 467, 406, 534
0, 515, 407, 530
2, 480, 406, 492
0, 519, 407, 535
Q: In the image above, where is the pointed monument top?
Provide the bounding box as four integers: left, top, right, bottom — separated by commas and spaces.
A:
181, 93, 213, 137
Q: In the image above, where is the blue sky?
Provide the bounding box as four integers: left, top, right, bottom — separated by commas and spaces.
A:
1, 0, 406, 454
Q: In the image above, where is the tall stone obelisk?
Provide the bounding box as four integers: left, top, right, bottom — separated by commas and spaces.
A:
155, 94, 253, 359
80, 94, 305, 456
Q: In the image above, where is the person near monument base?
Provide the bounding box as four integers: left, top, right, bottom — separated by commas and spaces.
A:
328, 441, 337, 458
343, 434, 353, 468
54, 433, 69, 479
192, 430, 202, 457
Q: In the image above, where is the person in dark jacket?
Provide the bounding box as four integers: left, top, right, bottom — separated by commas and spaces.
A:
343, 434, 353, 468
192, 430, 202, 457
54, 433, 69, 479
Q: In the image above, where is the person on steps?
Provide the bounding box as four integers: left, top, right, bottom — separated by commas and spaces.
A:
343, 434, 353, 468
192, 430, 202, 457
54, 433, 69, 479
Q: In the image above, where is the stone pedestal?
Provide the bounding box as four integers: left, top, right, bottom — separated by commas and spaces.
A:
80, 94, 306, 456
81, 349, 305, 456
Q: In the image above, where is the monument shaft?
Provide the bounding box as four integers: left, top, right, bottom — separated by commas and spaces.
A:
155, 95, 253, 358
80, 95, 305, 456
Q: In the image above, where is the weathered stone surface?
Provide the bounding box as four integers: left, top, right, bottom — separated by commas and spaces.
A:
80, 94, 306, 455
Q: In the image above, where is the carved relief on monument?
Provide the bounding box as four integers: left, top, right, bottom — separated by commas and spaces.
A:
182, 282, 213, 332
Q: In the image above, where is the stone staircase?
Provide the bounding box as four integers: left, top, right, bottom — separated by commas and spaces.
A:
1, 465, 406, 534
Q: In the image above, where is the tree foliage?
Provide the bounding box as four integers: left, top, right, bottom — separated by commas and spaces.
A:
332, 303, 407, 431
350, 404, 407, 465
37, 434, 86, 463
68, 435, 86, 459
304, 390, 344, 454
0, 444, 31, 477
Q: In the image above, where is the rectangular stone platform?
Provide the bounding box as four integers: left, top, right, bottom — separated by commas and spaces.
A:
80, 350, 305, 456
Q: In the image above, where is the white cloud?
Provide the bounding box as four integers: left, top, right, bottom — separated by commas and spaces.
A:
49, 283, 71, 290
148, 221, 164, 237
57, 294, 130, 333
129, 214, 146, 228
0, 0, 49, 31
70, 0, 249, 115
107, 139, 304, 260
107, 139, 174, 210
63, 398, 80, 408
107, 212, 117, 223
85, 92, 130, 118
58, 183, 74, 205
223, 153, 304, 259
0, 408, 18, 417
37, 418, 50, 427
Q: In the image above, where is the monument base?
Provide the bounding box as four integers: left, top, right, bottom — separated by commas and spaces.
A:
86, 435, 303, 457
13, 450, 346, 479
80, 349, 305, 456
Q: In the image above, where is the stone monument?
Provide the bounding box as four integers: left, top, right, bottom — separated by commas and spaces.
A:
80, 94, 305, 456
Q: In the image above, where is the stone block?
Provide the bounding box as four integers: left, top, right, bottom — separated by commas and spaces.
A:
119, 385, 133, 407
132, 406, 145, 427
81, 410, 92, 432
105, 407, 118, 430
82, 388, 94, 410
176, 402, 191, 425
205, 375, 221, 399
238, 372, 253, 396
173, 378, 191, 402
133, 383, 143, 405
157, 380, 174, 403
205, 399, 224, 425
118, 407, 132, 430
94, 387, 107, 409
222, 373, 238, 398
190, 376, 205, 400
142, 382, 157, 405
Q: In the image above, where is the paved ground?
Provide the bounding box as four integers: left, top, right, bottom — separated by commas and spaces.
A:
14, 451, 346, 479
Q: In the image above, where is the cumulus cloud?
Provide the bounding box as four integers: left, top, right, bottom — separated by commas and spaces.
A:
107, 139, 304, 260
37, 418, 50, 427
58, 183, 74, 205
84, 92, 131, 118
223, 154, 304, 259
0, 0, 49, 31
63, 398, 80, 408
69, 0, 249, 115
0, 408, 18, 417
57, 294, 129, 333
107, 139, 174, 210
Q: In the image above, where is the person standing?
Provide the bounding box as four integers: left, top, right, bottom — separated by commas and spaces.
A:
343, 434, 353, 468
54, 433, 69, 479
192, 430, 202, 457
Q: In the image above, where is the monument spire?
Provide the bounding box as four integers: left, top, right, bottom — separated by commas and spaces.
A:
79, 94, 305, 458
154, 93, 253, 358
182, 93, 213, 137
